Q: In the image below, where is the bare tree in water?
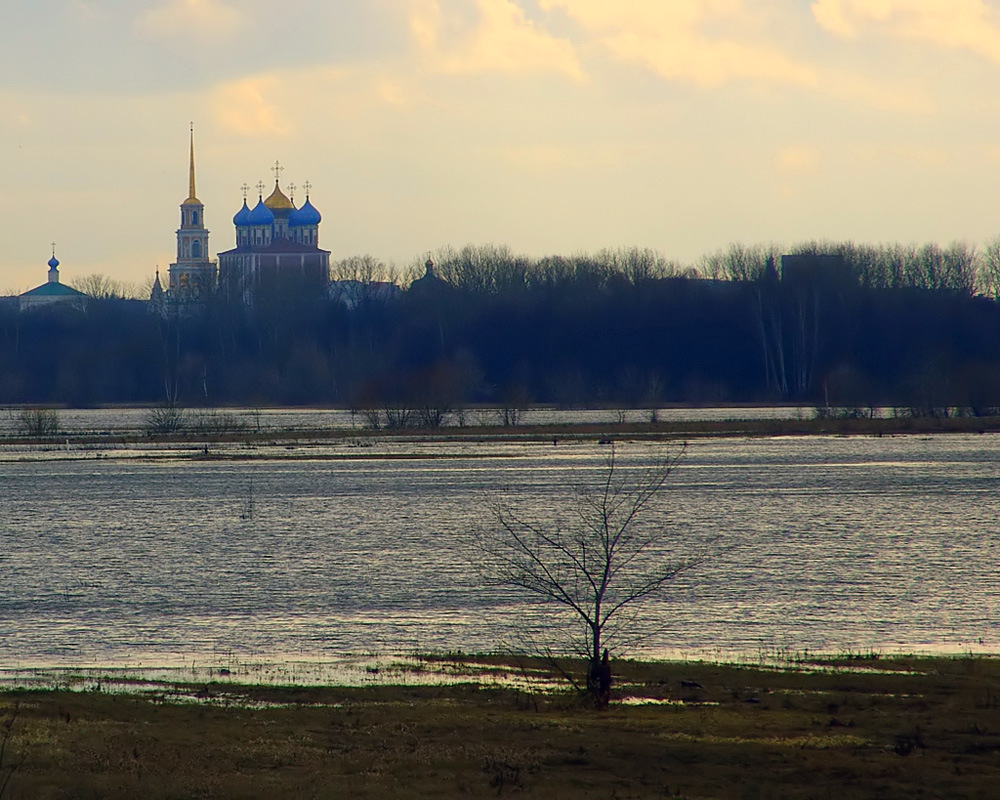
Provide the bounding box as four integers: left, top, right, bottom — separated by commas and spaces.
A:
477, 443, 712, 707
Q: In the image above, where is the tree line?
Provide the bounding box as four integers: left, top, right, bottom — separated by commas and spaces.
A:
3, 241, 1000, 413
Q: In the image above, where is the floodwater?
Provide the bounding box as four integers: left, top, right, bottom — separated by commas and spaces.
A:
1, 433, 999, 670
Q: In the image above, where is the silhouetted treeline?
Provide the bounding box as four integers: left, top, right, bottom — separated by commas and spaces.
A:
4, 242, 1000, 412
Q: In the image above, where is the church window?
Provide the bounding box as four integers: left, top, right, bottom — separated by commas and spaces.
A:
193, 240, 201, 258
193, 210, 199, 225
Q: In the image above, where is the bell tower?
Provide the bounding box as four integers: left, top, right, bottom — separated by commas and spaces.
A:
168, 123, 216, 297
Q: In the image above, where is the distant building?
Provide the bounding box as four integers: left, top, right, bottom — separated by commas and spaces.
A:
408, 257, 452, 296
19, 248, 87, 312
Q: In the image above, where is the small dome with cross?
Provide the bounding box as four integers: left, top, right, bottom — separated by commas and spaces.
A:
233, 198, 252, 227
290, 198, 321, 226
247, 197, 275, 225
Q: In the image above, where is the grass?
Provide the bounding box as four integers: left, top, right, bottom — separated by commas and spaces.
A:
3, 655, 1000, 798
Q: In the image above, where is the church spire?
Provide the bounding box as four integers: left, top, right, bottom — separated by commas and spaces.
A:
171, 123, 213, 297
186, 122, 199, 204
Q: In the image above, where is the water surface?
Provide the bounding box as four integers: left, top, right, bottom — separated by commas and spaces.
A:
2, 434, 998, 667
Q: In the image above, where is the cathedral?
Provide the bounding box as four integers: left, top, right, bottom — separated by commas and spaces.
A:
218, 170, 329, 301
155, 129, 330, 303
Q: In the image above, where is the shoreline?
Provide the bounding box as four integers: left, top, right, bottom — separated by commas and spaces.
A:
3, 412, 1000, 449
3, 653, 1000, 797
3, 649, 997, 694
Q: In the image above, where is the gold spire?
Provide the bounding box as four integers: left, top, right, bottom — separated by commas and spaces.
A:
185, 122, 200, 204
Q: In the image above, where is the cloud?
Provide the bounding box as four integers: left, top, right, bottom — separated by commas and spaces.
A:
853, 143, 952, 169
540, 0, 817, 87
535, 0, 931, 112
774, 146, 822, 198
487, 143, 627, 171
68, 1, 102, 23
824, 69, 933, 114
0, 92, 34, 130
776, 146, 821, 175
410, 0, 584, 80
211, 75, 291, 138
374, 78, 412, 108
134, 0, 247, 44
208, 64, 418, 139
812, 0, 1000, 62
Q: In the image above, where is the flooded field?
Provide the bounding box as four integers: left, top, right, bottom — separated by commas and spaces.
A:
2, 434, 999, 671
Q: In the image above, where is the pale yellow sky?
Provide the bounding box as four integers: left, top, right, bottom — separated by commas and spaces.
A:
3, 0, 1000, 292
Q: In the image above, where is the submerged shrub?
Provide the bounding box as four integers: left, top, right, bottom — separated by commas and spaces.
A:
15, 407, 59, 437
145, 404, 186, 435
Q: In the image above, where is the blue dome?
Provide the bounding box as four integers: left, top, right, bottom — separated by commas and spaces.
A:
289, 197, 322, 226
247, 198, 275, 226
233, 198, 251, 226
48, 256, 60, 269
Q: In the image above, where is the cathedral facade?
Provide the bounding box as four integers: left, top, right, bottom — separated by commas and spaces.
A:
218, 168, 330, 302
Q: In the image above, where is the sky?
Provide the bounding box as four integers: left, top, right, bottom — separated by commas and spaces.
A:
4, 0, 1000, 292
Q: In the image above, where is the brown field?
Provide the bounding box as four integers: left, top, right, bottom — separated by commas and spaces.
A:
3, 654, 1000, 799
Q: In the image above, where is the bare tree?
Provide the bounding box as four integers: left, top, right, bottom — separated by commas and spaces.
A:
71, 273, 141, 299
382, 404, 414, 429
979, 236, 1000, 298
331, 254, 391, 283
698, 242, 779, 282
594, 247, 681, 284
13, 407, 59, 437
145, 403, 186, 436
495, 388, 529, 427
476, 443, 711, 706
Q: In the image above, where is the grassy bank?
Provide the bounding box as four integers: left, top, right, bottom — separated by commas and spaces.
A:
3, 655, 1000, 798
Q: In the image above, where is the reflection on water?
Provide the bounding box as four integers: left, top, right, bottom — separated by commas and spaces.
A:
2, 434, 999, 667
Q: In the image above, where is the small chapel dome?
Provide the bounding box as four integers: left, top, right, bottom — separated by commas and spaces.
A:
247, 197, 275, 225
48, 255, 60, 270
289, 197, 321, 226
233, 198, 252, 227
